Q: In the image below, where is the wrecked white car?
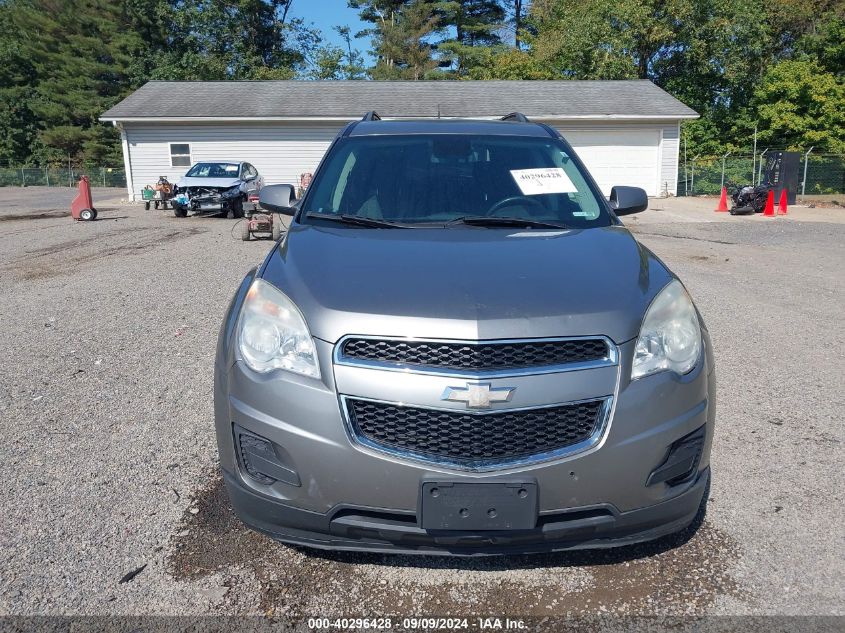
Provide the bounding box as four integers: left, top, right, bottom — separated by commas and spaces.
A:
171, 161, 263, 218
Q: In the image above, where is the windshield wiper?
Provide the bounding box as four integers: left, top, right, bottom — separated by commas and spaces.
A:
446, 216, 571, 229
307, 213, 411, 228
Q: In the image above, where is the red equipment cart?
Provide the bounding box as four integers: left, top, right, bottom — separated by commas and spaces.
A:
241, 193, 281, 241
70, 175, 97, 221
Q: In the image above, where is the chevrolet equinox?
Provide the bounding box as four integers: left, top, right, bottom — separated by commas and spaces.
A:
213, 113, 715, 555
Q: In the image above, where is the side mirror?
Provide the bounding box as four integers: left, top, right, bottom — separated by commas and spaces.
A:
609, 186, 648, 215
259, 184, 296, 215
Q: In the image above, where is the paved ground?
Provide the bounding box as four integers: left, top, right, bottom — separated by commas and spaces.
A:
0, 189, 842, 622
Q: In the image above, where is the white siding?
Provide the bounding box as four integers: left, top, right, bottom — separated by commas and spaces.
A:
660, 122, 680, 196
120, 118, 684, 200
541, 120, 680, 197
122, 122, 345, 200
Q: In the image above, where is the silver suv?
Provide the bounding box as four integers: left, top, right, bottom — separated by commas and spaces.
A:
213, 113, 714, 555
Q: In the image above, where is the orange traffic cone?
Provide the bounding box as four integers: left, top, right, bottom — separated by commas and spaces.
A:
763, 189, 775, 216
777, 189, 788, 215
715, 186, 729, 212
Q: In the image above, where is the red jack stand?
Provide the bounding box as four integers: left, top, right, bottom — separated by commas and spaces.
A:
70, 175, 97, 221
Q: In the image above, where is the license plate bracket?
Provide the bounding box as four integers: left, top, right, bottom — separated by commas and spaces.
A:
419, 481, 538, 531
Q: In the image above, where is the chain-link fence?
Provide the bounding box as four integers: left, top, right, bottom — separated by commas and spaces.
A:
679, 155, 754, 196
0, 165, 126, 188
678, 153, 845, 197
802, 154, 845, 195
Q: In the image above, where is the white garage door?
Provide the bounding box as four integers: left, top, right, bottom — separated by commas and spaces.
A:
558, 129, 661, 197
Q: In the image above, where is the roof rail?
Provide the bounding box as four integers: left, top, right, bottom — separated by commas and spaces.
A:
501, 112, 529, 123
362, 111, 381, 121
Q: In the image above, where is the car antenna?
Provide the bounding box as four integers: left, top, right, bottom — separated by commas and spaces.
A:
361, 111, 381, 121
501, 112, 530, 122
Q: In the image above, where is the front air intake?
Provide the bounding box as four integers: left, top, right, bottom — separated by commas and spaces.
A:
235, 425, 301, 487
646, 425, 706, 487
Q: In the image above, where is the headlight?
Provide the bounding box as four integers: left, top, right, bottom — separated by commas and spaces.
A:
222, 185, 241, 198
632, 280, 701, 380
237, 278, 320, 378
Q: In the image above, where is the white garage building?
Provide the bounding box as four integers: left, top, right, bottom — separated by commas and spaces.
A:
101, 80, 697, 201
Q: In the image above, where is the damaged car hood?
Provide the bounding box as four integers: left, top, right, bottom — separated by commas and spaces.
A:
261, 224, 673, 344
176, 177, 242, 189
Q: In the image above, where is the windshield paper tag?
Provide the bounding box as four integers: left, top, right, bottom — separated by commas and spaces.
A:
510, 168, 577, 195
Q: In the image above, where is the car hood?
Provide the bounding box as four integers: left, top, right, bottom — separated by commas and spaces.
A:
176, 177, 241, 189
261, 224, 673, 344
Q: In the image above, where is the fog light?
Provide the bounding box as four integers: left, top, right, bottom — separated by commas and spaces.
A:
646, 425, 706, 487
235, 425, 300, 487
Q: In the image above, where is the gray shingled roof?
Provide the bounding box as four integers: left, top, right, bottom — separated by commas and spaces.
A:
101, 80, 698, 121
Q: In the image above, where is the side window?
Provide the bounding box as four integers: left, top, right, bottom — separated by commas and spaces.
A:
170, 143, 191, 167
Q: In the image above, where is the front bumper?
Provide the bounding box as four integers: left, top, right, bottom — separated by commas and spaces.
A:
173, 192, 239, 212
214, 328, 715, 554
223, 466, 709, 555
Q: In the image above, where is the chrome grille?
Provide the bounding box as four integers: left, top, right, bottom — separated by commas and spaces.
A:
339, 337, 610, 373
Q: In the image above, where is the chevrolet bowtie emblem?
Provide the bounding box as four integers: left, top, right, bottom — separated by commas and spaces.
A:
441, 382, 515, 409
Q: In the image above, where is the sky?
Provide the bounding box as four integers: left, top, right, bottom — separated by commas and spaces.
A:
289, 0, 373, 59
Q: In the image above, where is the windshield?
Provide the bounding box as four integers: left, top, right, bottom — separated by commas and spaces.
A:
301, 134, 610, 228
185, 162, 240, 178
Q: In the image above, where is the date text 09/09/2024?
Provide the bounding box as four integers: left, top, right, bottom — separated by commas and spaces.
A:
307, 617, 527, 630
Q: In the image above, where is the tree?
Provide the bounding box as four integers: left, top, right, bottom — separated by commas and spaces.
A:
528, 0, 636, 79
309, 46, 347, 80
467, 48, 555, 79
512, 0, 524, 48
308, 28, 367, 80
751, 60, 845, 153
151, 0, 318, 80
796, 11, 845, 75
0, 1, 38, 164
352, 0, 443, 79
334, 25, 368, 79
525, 0, 845, 156
437, 0, 505, 75
348, 0, 411, 72
0, 0, 161, 165
528, 0, 708, 80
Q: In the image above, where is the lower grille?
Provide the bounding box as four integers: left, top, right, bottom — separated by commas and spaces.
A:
345, 397, 607, 468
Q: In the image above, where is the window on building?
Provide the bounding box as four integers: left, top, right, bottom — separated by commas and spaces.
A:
170, 143, 191, 167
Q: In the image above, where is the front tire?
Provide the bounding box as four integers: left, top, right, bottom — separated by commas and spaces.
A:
79, 208, 94, 221
241, 221, 251, 241
232, 197, 245, 219
173, 205, 188, 218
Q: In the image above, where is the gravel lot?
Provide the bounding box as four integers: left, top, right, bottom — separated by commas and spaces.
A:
0, 188, 842, 621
